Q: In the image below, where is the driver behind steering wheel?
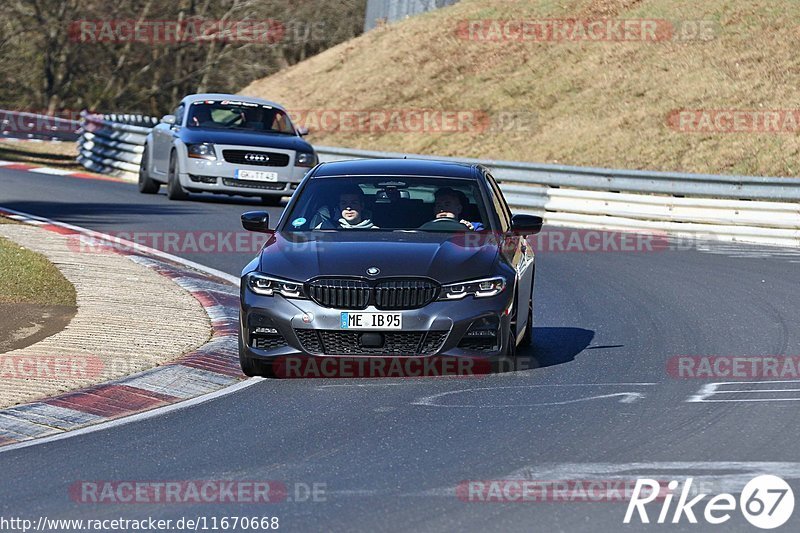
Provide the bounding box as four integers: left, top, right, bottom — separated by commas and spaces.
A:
433, 187, 484, 231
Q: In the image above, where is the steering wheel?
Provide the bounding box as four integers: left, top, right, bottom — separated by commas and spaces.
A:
418, 217, 468, 231
222, 114, 243, 127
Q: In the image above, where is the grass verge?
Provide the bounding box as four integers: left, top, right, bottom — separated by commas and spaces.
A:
0, 141, 83, 172
0, 230, 76, 307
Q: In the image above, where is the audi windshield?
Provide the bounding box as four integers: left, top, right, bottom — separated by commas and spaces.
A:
187, 100, 296, 134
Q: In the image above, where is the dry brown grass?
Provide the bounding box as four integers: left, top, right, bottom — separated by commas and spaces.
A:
242, 0, 800, 176
0, 141, 82, 171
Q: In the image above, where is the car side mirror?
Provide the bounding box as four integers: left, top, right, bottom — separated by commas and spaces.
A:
297, 127, 309, 136
241, 211, 270, 233
511, 214, 543, 235
161, 114, 176, 125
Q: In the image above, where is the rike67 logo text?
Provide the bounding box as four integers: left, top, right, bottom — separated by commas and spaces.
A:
624, 475, 794, 529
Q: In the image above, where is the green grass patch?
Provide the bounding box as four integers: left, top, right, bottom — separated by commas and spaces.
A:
0, 234, 76, 306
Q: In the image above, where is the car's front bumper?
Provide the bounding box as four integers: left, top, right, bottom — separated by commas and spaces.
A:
180, 146, 311, 196
239, 285, 516, 364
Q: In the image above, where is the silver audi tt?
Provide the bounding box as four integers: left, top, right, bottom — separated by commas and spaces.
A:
138, 93, 317, 204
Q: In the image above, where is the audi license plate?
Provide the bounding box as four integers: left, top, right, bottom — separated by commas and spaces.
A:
235, 169, 278, 182
340, 312, 402, 330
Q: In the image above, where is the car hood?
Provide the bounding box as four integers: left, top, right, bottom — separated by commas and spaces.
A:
256, 232, 500, 284
179, 128, 313, 152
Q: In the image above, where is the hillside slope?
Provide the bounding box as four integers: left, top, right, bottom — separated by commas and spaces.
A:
242, 0, 800, 176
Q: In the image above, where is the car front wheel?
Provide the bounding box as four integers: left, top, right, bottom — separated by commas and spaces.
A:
238, 331, 276, 378
520, 297, 533, 348
506, 303, 518, 358
166, 151, 189, 201
138, 147, 160, 194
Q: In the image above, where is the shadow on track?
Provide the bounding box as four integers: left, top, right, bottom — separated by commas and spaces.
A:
0, 200, 207, 225
519, 327, 596, 369
180, 194, 285, 207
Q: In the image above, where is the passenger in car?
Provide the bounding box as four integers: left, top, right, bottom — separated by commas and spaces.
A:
433, 187, 484, 231
189, 105, 213, 127
314, 185, 379, 229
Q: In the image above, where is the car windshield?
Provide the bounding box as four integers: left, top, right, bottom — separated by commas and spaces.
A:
282, 177, 492, 232
186, 100, 296, 134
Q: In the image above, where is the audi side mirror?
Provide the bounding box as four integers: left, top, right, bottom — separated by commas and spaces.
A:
161, 114, 176, 125
297, 127, 309, 136
511, 214, 543, 235
241, 211, 270, 233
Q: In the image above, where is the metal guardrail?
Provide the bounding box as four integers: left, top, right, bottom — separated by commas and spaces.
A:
72, 114, 800, 247
77, 112, 157, 177
316, 146, 800, 202
316, 146, 800, 247
0, 109, 81, 141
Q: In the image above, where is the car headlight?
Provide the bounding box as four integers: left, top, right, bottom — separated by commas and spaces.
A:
438, 276, 506, 300
187, 143, 217, 160
295, 151, 317, 168
247, 273, 305, 299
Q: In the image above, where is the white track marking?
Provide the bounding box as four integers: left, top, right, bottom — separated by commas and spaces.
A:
688, 380, 800, 403
419, 462, 800, 498
29, 167, 73, 175
412, 384, 655, 407
319, 382, 657, 390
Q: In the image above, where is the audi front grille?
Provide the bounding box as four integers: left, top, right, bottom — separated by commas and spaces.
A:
222, 150, 290, 167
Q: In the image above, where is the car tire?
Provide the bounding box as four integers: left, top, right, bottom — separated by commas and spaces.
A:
520, 298, 533, 348
239, 351, 260, 377
506, 302, 518, 358
239, 336, 263, 377
166, 151, 189, 201
138, 147, 160, 194
238, 331, 277, 378
260, 195, 283, 206
240, 355, 276, 378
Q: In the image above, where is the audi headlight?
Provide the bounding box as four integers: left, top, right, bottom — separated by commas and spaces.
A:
438, 276, 506, 300
247, 273, 305, 299
187, 143, 217, 160
295, 151, 317, 168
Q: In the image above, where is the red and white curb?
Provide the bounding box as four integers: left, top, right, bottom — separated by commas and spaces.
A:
0, 159, 124, 183
0, 207, 247, 448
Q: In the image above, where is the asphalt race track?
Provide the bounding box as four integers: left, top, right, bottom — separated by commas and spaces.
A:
2, 167, 800, 532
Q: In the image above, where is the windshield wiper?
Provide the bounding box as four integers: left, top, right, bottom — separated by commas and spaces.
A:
228, 127, 296, 135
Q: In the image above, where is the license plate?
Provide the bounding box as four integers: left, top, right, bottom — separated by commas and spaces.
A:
340, 312, 402, 330
235, 169, 278, 182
